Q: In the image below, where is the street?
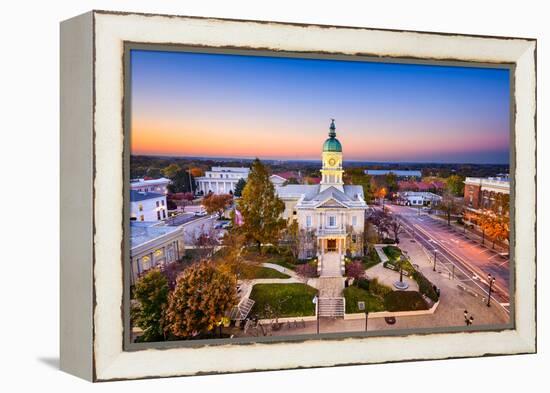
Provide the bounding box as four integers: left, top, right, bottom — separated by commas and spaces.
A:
384, 204, 510, 312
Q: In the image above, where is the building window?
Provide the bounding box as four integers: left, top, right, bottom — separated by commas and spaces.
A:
162, 210, 166, 219
156, 201, 160, 207
352, 216, 357, 226
161, 200, 165, 206
157, 211, 161, 220
306, 215, 312, 228
141, 255, 151, 271
328, 216, 336, 227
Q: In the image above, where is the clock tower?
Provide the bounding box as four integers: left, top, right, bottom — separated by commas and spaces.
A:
320, 119, 344, 192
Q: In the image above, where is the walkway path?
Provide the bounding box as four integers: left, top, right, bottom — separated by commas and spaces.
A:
320, 252, 342, 277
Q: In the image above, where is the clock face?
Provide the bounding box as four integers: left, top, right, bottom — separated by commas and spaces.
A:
328, 158, 336, 166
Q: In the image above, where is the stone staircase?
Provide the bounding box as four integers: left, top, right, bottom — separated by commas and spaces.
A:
318, 297, 345, 318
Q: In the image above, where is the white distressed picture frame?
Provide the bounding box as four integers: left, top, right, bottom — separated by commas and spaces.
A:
60, 10, 536, 381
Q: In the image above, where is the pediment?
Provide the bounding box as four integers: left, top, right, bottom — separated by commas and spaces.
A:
316, 197, 348, 209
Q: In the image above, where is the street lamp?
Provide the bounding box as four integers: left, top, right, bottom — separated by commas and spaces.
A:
433, 249, 438, 272
464, 309, 474, 326
487, 274, 496, 307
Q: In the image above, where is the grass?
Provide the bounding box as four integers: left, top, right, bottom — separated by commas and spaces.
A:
362, 248, 382, 270
240, 265, 290, 280
249, 283, 317, 318
382, 246, 415, 273
384, 291, 429, 312
343, 286, 386, 313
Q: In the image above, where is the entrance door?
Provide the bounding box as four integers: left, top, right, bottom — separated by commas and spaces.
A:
327, 239, 337, 252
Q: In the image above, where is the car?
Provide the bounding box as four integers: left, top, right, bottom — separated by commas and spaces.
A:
222, 222, 232, 229
194, 211, 207, 217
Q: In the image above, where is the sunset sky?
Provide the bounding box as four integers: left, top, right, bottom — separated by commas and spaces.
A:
130, 49, 511, 164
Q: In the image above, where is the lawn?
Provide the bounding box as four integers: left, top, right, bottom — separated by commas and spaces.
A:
362, 248, 382, 270
249, 283, 317, 318
240, 265, 290, 280
383, 246, 415, 273
343, 286, 386, 313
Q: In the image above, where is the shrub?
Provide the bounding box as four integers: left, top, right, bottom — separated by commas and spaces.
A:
381, 238, 396, 244
295, 263, 317, 278
412, 271, 439, 302
384, 291, 429, 312
369, 278, 393, 298
346, 261, 365, 279
355, 277, 370, 291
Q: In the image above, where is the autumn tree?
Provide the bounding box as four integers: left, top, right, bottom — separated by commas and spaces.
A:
234, 178, 246, 197
190, 226, 219, 261
131, 269, 169, 342
238, 158, 285, 252
161, 163, 181, 179
479, 212, 509, 249
217, 229, 254, 280
165, 261, 238, 338
202, 193, 233, 218
189, 167, 204, 178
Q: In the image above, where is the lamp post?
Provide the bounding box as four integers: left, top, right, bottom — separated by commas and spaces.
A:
464, 309, 474, 326
313, 295, 319, 334
487, 274, 496, 307
433, 249, 438, 272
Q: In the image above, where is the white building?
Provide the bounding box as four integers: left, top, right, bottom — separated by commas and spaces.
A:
130, 190, 168, 222
398, 191, 442, 206
276, 120, 368, 259
269, 174, 287, 189
130, 177, 170, 194
195, 167, 250, 195
130, 222, 185, 284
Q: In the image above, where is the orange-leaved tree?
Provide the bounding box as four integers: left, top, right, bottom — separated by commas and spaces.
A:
165, 261, 238, 338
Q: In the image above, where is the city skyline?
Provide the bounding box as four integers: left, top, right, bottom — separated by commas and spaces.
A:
131, 49, 511, 164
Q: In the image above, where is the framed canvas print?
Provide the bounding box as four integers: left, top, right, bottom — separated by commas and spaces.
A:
60, 10, 537, 381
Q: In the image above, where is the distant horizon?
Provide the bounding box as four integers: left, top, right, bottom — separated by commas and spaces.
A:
130, 153, 510, 167
131, 50, 511, 164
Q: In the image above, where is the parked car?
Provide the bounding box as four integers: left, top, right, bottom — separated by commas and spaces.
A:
194, 210, 207, 217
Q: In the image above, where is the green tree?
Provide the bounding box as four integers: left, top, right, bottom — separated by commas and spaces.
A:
234, 178, 246, 197
385, 172, 399, 193
165, 261, 237, 338
161, 163, 181, 179
446, 174, 465, 196
346, 170, 373, 202
131, 270, 169, 342
238, 158, 285, 252
168, 169, 195, 193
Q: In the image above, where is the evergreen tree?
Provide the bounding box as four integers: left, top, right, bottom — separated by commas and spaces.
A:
238, 158, 285, 251
168, 169, 196, 193
234, 178, 246, 197
131, 270, 169, 342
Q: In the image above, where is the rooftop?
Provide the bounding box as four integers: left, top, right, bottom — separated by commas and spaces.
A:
130, 222, 181, 249
130, 190, 165, 202
130, 177, 171, 186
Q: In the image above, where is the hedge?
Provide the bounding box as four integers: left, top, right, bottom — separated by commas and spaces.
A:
412, 270, 439, 302
384, 291, 429, 312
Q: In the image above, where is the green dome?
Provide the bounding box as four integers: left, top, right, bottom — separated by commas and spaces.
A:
323, 119, 342, 152
323, 137, 342, 152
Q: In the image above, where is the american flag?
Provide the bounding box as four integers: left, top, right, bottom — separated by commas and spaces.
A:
234, 209, 244, 226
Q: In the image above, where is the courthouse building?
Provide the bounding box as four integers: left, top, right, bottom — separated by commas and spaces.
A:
276, 120, 368, 259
